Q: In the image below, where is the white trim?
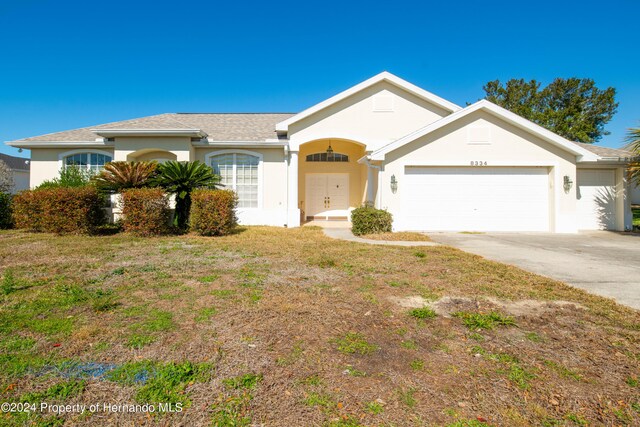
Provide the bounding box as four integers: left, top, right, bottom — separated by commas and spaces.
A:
370, 100, 600, 162
92, 129, 207, 137
403, 160, 558, 167
58, 149, 114, 170
275, 71, 462, 132
204, 149, 264, 209
194, 140, 287, 148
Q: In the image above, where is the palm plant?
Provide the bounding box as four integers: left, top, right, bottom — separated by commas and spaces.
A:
153, 161, 221, 230
92, 161, 158, 193
626, 126, 640, 186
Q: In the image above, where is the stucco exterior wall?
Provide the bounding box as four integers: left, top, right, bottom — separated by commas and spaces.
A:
114, 137, 191, 161
288, 81, 451, 151
379, 110, 579, 233
29, 148, 116, 188
194, 146, 289, 226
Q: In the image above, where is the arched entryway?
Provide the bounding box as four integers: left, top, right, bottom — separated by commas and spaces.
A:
126, 149, 177, 163
298, 139, 367, 221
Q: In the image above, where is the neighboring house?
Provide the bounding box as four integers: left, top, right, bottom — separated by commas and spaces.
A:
0, 153, 30, 193
5, 72, 635, 232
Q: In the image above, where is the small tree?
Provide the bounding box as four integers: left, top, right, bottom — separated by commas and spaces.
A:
36, 166, 93, 189
152, 161, 221, 230
0, 160, 14, 193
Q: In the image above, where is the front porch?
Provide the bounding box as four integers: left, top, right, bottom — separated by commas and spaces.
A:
294, 138, 377, 222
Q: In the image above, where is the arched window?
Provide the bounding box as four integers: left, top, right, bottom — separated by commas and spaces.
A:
209, 152, 260, 208
306, 152, 349, 162
63, 152, 112, 172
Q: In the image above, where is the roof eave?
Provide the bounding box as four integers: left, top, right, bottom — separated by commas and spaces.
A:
371, 100, 600, 161
6, 140, 109, 148
92, 129, 208, 138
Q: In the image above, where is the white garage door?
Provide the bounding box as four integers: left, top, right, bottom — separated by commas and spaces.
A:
400, 167, 550, 232
577, 169, 616, 230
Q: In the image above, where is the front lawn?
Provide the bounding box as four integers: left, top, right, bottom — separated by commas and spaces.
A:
0, 227, 639, 426
633, 206, 640, 228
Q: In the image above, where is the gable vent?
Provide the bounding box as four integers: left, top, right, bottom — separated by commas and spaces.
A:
373, 95, 394, 112
467, 126, 491, 145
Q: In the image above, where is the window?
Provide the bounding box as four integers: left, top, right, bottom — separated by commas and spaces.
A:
64, 152, 112, 172
305, 152, 349, 162
210, 153, 260, 208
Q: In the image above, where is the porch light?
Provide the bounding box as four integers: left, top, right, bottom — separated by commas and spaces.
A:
390, 174, 398, 194
326, 144, 334, 155
563, 175, 573, 193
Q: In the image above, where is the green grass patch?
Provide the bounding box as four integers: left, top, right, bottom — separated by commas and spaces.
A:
452, 311, 516, 330
222, 373, 262, 390
544, 360, 584, 382
195, 307, 217, 322
365, 401, 384, 414
409, 307, 437, 319
22, 380, 85, 403
107, 360, 212, 405
333, 332, 378, 355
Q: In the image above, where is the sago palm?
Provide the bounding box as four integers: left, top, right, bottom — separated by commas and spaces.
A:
92, 161, 158, 192
153, 161, 221, 230
625, 126, 640, 187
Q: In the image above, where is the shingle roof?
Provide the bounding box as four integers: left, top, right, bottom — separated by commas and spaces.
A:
570, 141, 633, 159
0, 153, 29, 171
12, 113, 296, 143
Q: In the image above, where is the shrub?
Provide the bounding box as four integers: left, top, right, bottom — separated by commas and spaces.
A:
0, 192, 12, 229
12, 187, 106, 234
36, 166, 93, 189
189, 189, 238, 236
351, 204, 393, 236
121, 188, 171, 236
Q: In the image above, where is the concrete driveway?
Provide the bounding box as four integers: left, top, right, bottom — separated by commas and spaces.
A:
430, 231, 640, 310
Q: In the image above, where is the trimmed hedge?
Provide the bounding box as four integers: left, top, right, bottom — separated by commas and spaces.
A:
190, 189, 238, 236
0, 192, 11, 229
12, 187, 106, 234
351, 204, 393, 236
121, 188, 171, 236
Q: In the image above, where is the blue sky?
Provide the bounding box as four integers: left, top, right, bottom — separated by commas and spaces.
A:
1, 0, 638, 157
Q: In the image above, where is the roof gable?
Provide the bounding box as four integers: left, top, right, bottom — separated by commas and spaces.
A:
370, 100, 600, 162
275, 72, 462, 133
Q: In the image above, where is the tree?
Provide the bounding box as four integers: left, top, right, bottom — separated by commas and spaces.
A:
0, 160, 14, 193
625, 126, 640, 187
36, 166, 93, 189
92, 161, 158, 193
483, 78, 618, 143
152, 161, 221, 230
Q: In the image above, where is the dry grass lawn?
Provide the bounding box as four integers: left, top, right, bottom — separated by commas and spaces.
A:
0, 226, 639, 427
360, 232, 432, 242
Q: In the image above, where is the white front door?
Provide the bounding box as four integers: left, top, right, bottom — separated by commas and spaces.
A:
577, 169, 617, 230
305, 173, 349, 219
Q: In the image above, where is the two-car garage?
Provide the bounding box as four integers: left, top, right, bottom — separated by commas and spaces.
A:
399, 167, 551, 232
395, 166, 621, 232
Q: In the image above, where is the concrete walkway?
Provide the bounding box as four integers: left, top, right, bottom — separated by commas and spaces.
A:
430, 231, 640, 310
322, 227, 439, 247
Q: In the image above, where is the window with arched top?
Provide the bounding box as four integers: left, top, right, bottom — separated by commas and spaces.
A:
209, 152, 260, 208
63, 152, 112, 172
305, 152, 349, 162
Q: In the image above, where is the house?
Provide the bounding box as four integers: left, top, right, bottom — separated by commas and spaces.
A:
0, 153, 30, 193
6, 72, 634, 232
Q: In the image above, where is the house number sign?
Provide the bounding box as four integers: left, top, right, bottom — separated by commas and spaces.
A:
470, 161, 488, 166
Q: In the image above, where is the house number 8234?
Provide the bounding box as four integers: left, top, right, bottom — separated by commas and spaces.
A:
470, 161, 488, 166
